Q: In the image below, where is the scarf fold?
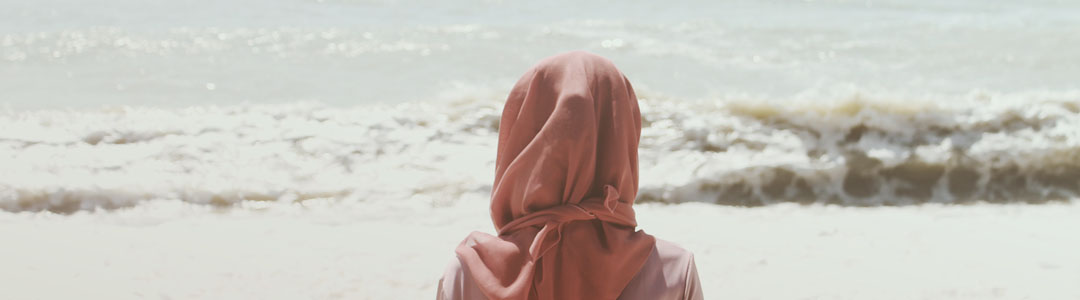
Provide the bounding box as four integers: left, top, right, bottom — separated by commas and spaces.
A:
454, 51, 656, 300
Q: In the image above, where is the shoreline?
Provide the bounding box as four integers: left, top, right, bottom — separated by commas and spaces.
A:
1, 199, 1077, 299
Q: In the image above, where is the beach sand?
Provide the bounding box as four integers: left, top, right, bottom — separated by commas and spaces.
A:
1, 197, 1077, 300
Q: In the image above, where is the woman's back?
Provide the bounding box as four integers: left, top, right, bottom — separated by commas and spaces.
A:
438, 238, 703, 300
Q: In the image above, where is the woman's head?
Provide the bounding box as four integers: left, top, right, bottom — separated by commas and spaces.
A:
456, 52, 657, 300
490, 51, 642, 229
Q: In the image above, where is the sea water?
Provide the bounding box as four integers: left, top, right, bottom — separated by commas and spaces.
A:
2, 0, 1079, 212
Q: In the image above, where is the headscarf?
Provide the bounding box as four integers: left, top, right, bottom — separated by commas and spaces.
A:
455, 51, 656, 300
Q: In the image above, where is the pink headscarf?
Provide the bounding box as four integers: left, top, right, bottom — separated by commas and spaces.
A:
455, 51, 656, 300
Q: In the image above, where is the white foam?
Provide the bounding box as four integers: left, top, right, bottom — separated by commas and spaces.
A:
2, 89, 1078, 212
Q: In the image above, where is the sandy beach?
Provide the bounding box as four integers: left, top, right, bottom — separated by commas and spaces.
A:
2, 198, 1077, 299
4, 0, 1080, 299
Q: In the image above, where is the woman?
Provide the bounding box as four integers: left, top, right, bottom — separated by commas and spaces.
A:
438, 51, 703, 300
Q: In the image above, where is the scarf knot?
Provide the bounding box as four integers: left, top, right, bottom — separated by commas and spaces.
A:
497, 184, 632, 261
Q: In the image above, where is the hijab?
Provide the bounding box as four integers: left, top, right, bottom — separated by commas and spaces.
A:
455, 51, 656, 300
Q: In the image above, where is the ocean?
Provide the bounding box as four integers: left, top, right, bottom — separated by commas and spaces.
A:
2, 0, 1080, 212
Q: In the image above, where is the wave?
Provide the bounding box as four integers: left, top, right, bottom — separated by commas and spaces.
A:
636, 91, 1080, 206
1, 90, 1078, 212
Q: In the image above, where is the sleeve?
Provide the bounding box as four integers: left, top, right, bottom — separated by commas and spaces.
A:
683, 253, 704, 300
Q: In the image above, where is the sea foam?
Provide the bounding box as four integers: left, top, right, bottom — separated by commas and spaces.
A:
2, 91, 1078, 212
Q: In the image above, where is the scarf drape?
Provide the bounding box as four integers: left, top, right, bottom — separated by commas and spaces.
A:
454, 51, 656, 300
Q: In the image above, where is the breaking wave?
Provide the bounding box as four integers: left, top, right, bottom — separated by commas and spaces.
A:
2, 90, 1078, 212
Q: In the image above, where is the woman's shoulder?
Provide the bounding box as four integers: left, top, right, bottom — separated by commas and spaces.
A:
654, 238, 695, 265
619, 238, 702, 300
437, 255, 487, 300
